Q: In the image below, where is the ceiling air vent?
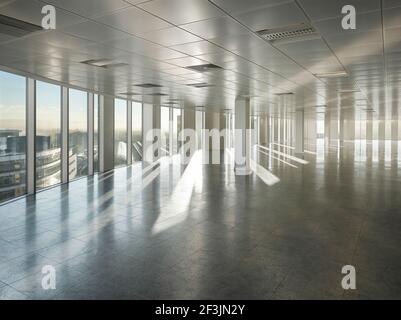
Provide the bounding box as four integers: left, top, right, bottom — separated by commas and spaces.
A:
133, 83, 163, 88
274, 92, 294, 96
0, 14, 42, 37
187, 82, 214, 88
186, 63, 222, 73
119, 92, 141, 96
257, 23, 318, 44
146, 93, 168, 96
81, 59, 128, 69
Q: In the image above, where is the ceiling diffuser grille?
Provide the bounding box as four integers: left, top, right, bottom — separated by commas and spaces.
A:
81, 59, 128, 68
146, 93, 167, 96
0, 14, 42, 37
119, 92, 141, 96
187, 82, 214, 88
186, 63, 222, 73
133, 83, 163, 88
257, 23, 317, 43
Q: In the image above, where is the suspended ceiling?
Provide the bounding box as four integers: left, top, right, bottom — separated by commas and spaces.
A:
0, 0, 400, 119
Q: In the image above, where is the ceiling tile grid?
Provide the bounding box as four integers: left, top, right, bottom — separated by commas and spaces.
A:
0, 0, 398, 116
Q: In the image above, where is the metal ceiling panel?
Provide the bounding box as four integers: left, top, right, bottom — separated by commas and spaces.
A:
39, 0, 131, 18
94, 6, 171, 35
235, 2, 307, 31
138, 0, 224, 25
139, 26, 201, 46
62, 20, 129, 43
181, 16, 249, 39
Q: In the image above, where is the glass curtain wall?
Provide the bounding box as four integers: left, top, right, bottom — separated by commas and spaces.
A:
114, 98, 127, 167
36, 81, 61, 190
132, 101, 142, 162
69, 89, 88, 180
161, 106, 170, 156
0, 71, 26, 203
0, 68, 150, 203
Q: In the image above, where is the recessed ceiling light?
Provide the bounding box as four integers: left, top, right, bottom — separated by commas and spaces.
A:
274, 92, 294, 96
187, 82, 214, 88
186, 63, 222, 73
257, 23, 318, 44
119, 92, 141, 96
146, 93, 168, 96
133, 83, 163, 88
81, 59, 128, 68
315, 71, 348, 78
338, 89, 360, 93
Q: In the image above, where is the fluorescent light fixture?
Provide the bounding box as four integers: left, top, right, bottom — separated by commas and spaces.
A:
257, 23, 318, 44
337, 89, 360, 93
315, 71, 348, 78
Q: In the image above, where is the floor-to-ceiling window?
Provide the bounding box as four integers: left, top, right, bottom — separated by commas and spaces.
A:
161, 106, 170, 156
69, 89, 88, 180
94, 94, 99, 172
0, 71, 26, 203
132, 101, 142, 162
114, 98, 127, 167
36, 81, 61, 190
172, 108, 182, 154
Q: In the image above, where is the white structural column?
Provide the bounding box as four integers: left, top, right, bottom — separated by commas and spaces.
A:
234, 97, 252, 175
142, 103, 153, 163
99, 96, 114, 172
183, 108, 196, 159
169, 107, 173, 156
295, 109, 304, 154
26, 78, 36, 194
87, 93, 94, 175
127, 100, 132, 166
61, 86, 69, 183
142, 103, 161, 163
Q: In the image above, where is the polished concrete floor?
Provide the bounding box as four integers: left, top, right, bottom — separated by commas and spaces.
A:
0, 141, 401, 300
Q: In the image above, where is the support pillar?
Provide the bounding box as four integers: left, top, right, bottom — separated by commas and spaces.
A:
87, 93, 94, 175
61, 87, 69, 183
127, 101, 132, 166
142, 103, 161, 163
99, 96, 114, 172
295, 109, 304, 154
26, 78, 36, 194
234, 98, 251, 175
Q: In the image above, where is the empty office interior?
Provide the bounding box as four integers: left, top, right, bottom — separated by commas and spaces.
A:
0, 0, 401, 300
